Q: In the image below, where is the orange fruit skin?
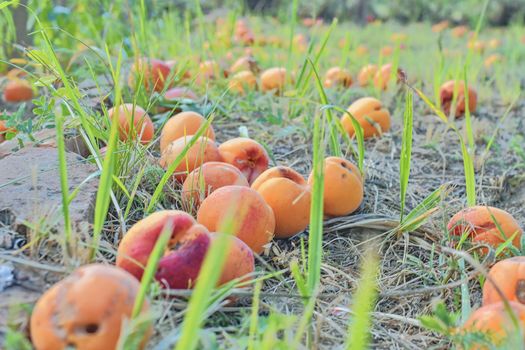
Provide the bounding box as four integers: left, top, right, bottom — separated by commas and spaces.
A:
182, 161, 249, 211
462, 301, 525, 348
357, 64, 378, 87
108, 104, 154, 144
212, 233, 255, 285
229, 70, 257, 94
159, 111, 215, 153
483, 257, 525, 306
260, 67, 288, 93
229, 56, 259, 74
218, 137, 270, 184
323, 67, 353, 88
0, 120, 16, 143
30, 264, 151, 350
431, 20, 449, 33
3, 79, 33, 102
164, 87, 197, 101
159, 135, 222, 182
129, 58, 171, 92
439, 80, 477, 117
252, 166, 311, 238
373, 63, 398, 90
308, 157, 363, 217
341, 97, 391, 139
197, 185, 275, 254
447, 206, 522, 249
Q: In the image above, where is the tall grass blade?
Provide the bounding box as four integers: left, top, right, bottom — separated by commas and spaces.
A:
399, 88, 414, 220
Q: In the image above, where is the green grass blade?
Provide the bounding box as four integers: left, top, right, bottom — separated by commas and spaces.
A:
399, 88, 414, 221
55, 113, 72, 257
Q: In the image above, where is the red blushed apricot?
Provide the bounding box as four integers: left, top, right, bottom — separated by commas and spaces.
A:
341, 97, 391, 139
159, 135, 222, 182
197, 185, 275, 254
462, 302, 525, 347
212, 233, 255, 285
439, 80, 477, 117
357, 64, 378, 87
108, 103, 154, 144
182, 161, 249, 211
218, 137, 270, 184
129, 58, 171, 92
228, 70, 257, 94
447, 206, 522, 250
483, 257, 525, 306
30, 264, 151, 350
165, 87, 198, 101
3, 79, 33, 102
252, 167, 311, 238
159, 111, 215, 154
308, 157, 363, 217
260, 67, 290, 94
323, 67, 353, 88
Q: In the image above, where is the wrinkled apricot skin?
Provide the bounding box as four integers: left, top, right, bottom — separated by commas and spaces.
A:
218, 137, 270, 184
341, 97, 391, 139
439, 80, 477, 117
483, 257, 525, 306
357, 65, 378, 87
197, 185, 275, 254
462, 302, 525, 348
159, 111, 215, 153
447, 206, 522, 249
108, 104, 154, 144
308, 157, 363, 217
252, 166, 311, 238
159, 135, 222, 181
182, 161, 249, 211
3, 79, 33, 102
30, 264, 151, 350
260, 67, 289, 94
129, 58, 171, 92
228, 70, 257, 94
324, 67, 353, 88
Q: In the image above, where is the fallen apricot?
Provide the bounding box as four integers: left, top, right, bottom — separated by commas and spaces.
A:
484, 54, 502, 69
0, 120, 16, 143
30, 264, 151, 350
159, 135, 222, 181
483, 257, 525, 306
373, 63, 399, 90
165, 59, 192, 80
431, 20, 449, 33
213, 233, 255, 285
439, 80, 477, 117
451, 25, 469, 38
260, 67, 289, 94
357, 64, 378, 87
341, 97, 391, 139
129, 58, 171, 92
355, 45, 369, 56
230, 55, 259, 74
3, 79, 33, 102
159, 111, 215, 154
308, 157, 363, 217
199, 60, 220, 81
447, 206, 522, 249
252, 166, 311, 238
197, 185, 275, 254
380, 45, 393, 57
182, 161, 249, 210
164, 87, 198, 101
108, 103, 154, 144
324, 67, 353, 88
218, 137, 270, 184
228, 70, 257, 94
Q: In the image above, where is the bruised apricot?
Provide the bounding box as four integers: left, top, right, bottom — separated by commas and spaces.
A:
228, 70, 257, 94
197, 185, 275, 254
483, 257, 525, 306
308, 157, 363, 217
108, 103, 154, 144
252, 166, 311, 238
324, 67, 353, 88
341, 97, 391, 139
182, 161, 249, 210
159, 135, 222, 181
462, 302, 525, 347
159, 111, 215, 153
357, 64, 378, 87
3, 79, 33, 102
218, 137, 270, 184
30, 264, 151, 350
447, 206, 522, 249
439, 80, 477, 117
129, 58, 171, 92
260, 67, 289, 94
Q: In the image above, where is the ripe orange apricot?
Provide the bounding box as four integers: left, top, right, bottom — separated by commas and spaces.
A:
228, 70, 257, 94
483, 257, 525, 306
197, 185, 275, 254
182, 161, 249, 210
324, 67, 353, 88
439, 80, 477, 117
159, 135, 222, 181
30, 264, 151, 350
380, 46, 393, 57
341, 97, 391, 139
447, 206, 522, 249
3, 79, 33, 102
213, 233, 255, 285
373, 63, 400, 90
252, 166, 311, 238
462, 302, 525, 347
218, 137, 270, 184
159, 111, 215, 154
107, 103, 154, 144
308, 157, 363, 217
357, 64, 378, 87
355, 45, 369, 56
230, 55, 259, 74
129, 58, 171, 92
260, 67, 289, 94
